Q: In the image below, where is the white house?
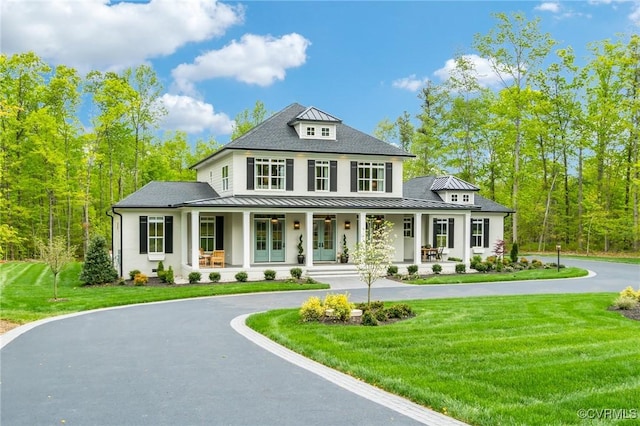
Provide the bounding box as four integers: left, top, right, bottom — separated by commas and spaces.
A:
110, 103, 512, 279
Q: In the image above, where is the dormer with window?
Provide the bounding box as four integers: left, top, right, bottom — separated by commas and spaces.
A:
430, 176, 479, 204
288, 106, 340, 140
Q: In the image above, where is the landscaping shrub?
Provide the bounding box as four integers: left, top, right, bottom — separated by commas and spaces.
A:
164, 266, 175, 284
455, 263, 466, 274
264, 269, 276, 281
474, 262, 488, 273
374, 309, 388, 322
470, 255, 482, 269
531, 259, 543, 268
157, 261, 165, 277
361, 311, 378, 326
80, 235, 118, 285
188, 272, 201, 284
432, 263, 442, 274
520, 257, 529, 265
323, 293, 354, 322
209, 271, 220, 283
129, 269, 141, 280
448, 257, 462, 262
387, 265, 398, 276
305, 275, 317, 284
133, 273, 148, 286
116, 277, 126, 286
510, 242, 519, 263
235, 271, 248, 282
613, 295, 638, 310
407, 264, 418, 275
290, 267, 303, 279
299, 296, 325, 322
385, 303, 414, 319
620, 286, 640, 301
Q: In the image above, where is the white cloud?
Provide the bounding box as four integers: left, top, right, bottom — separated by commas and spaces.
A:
630, 2, 640, 25
391, 75, 429, 92
535, 2, 561, 13
0, 0, 244, 71
433, 54, 513, 89
172, 33, 310, 92
158, 94, 234, 135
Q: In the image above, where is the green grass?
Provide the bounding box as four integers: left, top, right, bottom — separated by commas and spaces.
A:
247, 294, 640, 426
525, 252, 640, 265
0, 262, 328, 323
408, 266, 588, 284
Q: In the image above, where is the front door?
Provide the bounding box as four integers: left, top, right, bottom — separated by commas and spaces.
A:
313, 218, 336, 261
254, 217, 285, 262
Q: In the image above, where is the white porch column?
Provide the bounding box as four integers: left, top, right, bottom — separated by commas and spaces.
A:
181, 211, 188, 267
462, 211, 471, 265
305, 211, 313, 268
414, 212, 423, 264
190, 211, 200, 269
358, 211, 366, 245
242, 211, 251, 268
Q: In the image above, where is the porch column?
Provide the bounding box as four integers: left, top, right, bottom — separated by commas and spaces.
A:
242, 211, 251, 268
414, 212, 422, 264
191, 210, 200, 269
462, 211, 471, 265
181, 211, 188, 267
358, 211, 366, 245
305, 211, 313, 268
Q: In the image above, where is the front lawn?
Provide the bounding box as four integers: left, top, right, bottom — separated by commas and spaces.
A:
247, 293, 640, 425
0, 262, 328, 324
404, 266, 588, 284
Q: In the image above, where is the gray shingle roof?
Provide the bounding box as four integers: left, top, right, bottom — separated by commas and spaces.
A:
431, 175, 480, 191
180, 195, 475, 210
404, 176, 514, 213
113, 181, 219, 208
191, 103, 413, 169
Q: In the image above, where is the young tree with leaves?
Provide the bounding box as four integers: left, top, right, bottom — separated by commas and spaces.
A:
37, 236, 76, 300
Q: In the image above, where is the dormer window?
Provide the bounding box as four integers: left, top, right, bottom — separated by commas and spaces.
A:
451, 194, 458, 202
321, 127, 330, 137
306, 127, 315, 136
463, 194, 470, 203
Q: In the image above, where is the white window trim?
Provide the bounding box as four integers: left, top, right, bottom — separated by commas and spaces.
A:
435, 218, 448, 248
221, 165, 229, 191
255, 158, 286, 191
357, 162, 385, 192
200, 216, 216, 252
471, 218, 484, 248
148, 216, 164, 254
315, 160, 329, 192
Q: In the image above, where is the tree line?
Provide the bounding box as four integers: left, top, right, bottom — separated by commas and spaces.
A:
1, 12, 638, 259
376, 13, 638, 253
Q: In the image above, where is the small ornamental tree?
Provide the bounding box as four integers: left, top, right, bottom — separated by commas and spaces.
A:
80, 235, 118, 285
37, 236, 76, 300
351, 219, 396, 306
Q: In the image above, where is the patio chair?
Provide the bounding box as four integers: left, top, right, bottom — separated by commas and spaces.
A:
199, 248, 208, 267
436, 246, 444, 261
210, 250, 225, 268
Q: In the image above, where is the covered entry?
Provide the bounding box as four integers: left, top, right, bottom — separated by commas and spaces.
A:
313, 216, 335, 261
254, 215, 285, 262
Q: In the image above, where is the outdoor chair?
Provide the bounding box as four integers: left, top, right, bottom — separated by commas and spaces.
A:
210, 250, 225, 268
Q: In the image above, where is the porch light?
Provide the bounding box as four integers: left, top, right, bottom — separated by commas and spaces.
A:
344, 220, 351, 230
271, 217, 279, 224
324, 215, 331, 223
375, 216, 382, 224
293, 220, 300, 229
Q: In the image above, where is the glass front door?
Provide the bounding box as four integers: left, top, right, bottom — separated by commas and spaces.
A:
313, 218, 336, 261
254, 217, 285, 262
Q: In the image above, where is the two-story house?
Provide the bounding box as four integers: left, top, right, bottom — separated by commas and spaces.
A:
111, 103, 512, 279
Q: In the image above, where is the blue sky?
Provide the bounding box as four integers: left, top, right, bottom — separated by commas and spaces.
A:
2, 1, 639, 144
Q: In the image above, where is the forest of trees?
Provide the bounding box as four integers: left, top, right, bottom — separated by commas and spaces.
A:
1, 13, 638, 259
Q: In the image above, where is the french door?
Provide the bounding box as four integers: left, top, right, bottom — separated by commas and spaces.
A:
313, 218, 336, 261
254, 217, 285, 262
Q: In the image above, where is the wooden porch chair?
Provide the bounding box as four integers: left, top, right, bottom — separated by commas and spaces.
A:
210, 250, 225, 268
199, 248, 208, 267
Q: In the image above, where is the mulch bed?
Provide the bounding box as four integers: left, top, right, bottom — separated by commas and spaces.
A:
609, 305, 640, 321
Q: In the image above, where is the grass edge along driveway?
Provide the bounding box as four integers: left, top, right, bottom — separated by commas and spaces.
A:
0, 262, 328, 324
247, 293, 640, 426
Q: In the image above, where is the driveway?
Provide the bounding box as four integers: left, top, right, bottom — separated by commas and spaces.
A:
1, 259, 638, 425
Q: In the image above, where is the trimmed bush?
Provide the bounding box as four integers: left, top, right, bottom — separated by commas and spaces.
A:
80, 235, 118, 285
620, 286, 640, 301
235, 271, 248, 282
385, 303, 414, 319
323, 293, 354, 322
455, 263, 466, 274
264, 269, 276, 281
129, 269, 141, 280
164, 266, 175, 284
407, 264, 418, 275
305, 275, 317, 284
188, 272, 202, 284
613, 295, 638, 310
510, 242, 519, 263
361, 311, 378, 326
209, 271, 221, 283
299, 296, 325, 322
290, 267, 303, 279
133, 273, 148, 286
387, 265, 398, 276
448, 257, 462, 262
474, 262, 488, 273
432, 263, 442, 274
375, 309, 388, 322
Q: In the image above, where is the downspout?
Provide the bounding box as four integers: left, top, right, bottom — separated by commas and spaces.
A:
109, 207, 124, 277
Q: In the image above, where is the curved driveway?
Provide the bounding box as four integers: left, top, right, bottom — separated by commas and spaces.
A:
1, 259, 638, 425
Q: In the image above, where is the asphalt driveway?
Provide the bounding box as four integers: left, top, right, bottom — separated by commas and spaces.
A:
1, 259, 638, 425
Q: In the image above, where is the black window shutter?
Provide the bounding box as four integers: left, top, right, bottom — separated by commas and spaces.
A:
286, 159, 294, 191
307, 160, 315, 191
330, 161, 337, 192
350, 161, 358, 192
139, 216, 148, 254
246, 157, 254, 190
385, 162, 393, 193
432, 218, 437, 248
483, 218, 490, 248
215, 216, 224, 249
448, 218, 455, 248
165, 216, 173, 253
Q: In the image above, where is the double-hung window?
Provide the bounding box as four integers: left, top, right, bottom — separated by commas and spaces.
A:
435, 218, 448, 248
200, 216, 216, 252
358, 162, 385, 192
255, 158, 285, 190
221, 165, 229, 191
148, 216, 164, 253
404, 216, 414, 238
471, 218, 484, 247
315, 161, 329, 191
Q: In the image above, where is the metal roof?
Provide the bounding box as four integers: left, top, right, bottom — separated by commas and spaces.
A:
430, 175, 480, 191
289, 106, 341, 123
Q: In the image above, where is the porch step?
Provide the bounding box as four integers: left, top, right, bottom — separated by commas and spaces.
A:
306, 265, 360, 278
